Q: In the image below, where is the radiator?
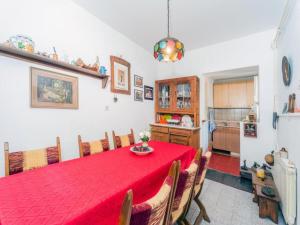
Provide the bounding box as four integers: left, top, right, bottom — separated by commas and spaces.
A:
272, 153, 297, 225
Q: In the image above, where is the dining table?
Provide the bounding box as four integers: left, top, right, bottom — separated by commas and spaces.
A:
0, 141, 196, 225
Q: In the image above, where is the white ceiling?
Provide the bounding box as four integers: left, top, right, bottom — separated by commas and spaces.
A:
73, 0, 286, 52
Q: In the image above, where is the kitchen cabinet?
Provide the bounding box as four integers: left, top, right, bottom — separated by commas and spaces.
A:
213, 127, 240, 153
213, 79, 254, 108
213, 83, 229, 108
151, 125, 200, 150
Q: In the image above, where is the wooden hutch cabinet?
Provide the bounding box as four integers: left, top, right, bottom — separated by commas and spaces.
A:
151, 76, 200, 150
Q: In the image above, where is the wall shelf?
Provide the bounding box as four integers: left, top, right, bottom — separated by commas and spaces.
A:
278, 113, 300, 117
0, 45, 109, 88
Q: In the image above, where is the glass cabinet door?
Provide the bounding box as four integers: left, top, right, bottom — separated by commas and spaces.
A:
176, 82, 192, 111
158, 83, 171, 110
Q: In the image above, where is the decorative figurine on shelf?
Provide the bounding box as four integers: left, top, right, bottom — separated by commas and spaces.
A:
75, 57, 100, 72
52, 47, 58, 61
261, 163, 272, 177
241, 160, 248, 170
139, 131, 151, 148
6, 35, 35, 53
265, 151, 274, 166
251, 162, 260, 171
256, 167, 265, 180
100, 66, 107, 75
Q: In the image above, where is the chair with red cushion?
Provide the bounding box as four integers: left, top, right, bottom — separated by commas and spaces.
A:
112, 129, 135, 149
78, 132, 110, 157
191, 150, 212, 225
169, 150, 201, 225
4, 137, 62, 176
118, 161, 180, 225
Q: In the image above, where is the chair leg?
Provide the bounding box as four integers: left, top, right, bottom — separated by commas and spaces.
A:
183, 218, 192, 225
195, 198, 210, 223
193, 212, 204, 225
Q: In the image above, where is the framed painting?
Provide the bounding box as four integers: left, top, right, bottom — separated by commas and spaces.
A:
134, 89, 143, 102
110, 56, 131, 95
31, 67, 78, 109
144, 85, 153, 100
134, 75, 143, 88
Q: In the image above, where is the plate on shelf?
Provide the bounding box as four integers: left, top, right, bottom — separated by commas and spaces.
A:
130, 146, 154, 156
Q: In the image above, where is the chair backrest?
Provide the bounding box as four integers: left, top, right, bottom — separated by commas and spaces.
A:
112, 129, 135, 149
78, 132, 110, 157
194, 150, 212, 196
170, 150, 201, 224
118, 161, 179, 225
4, 137, 62, 176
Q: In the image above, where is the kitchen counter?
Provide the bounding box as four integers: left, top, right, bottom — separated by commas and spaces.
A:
150, 123, 200, 131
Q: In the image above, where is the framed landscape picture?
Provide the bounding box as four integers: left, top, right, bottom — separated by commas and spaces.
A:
134, 89, 143, 102
110, 56, 131, 95
144, 85, 154, 100
31, 67, 78, 109
134, 75, 143, 88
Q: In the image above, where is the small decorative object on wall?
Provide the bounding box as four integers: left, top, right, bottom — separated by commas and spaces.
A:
288, 93, 296, 112
244, 122, 257, 138
76, 56, 100, 72
134, 75, 143, 88
134, 89, 143, 102
110, 56, 131, 95
31, 67, 78, 109
144, 85, 154, 100
282, 56, 291, 86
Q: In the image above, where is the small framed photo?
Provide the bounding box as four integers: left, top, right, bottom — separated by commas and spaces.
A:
144, 85, 154, 100
134, 89, 143, 102
31, 67, 78, 109
134, 75, 143, 88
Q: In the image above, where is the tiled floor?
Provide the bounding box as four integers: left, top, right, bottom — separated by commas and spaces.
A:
208, 152, 240, 176
186, 179, 286, 225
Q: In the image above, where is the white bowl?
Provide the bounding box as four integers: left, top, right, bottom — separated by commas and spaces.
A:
130, 146, 154, 156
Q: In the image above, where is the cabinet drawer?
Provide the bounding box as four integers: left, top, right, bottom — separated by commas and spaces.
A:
170, 135, 189, 145
151, 131, 169, 142
151, 126, 169, 134
169, 128, 191, 136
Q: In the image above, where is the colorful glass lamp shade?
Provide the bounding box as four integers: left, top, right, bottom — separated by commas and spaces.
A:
154, 37, 184, 62
154, 0, 184, 62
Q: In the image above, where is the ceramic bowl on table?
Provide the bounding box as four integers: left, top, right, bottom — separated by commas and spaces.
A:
130, 146, 154, 156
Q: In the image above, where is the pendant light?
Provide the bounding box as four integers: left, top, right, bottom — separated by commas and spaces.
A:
154, 0, 184, 62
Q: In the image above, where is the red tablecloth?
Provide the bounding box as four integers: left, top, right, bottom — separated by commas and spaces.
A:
0, 141, 195, 225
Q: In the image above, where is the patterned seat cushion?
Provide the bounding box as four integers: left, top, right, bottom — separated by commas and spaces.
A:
194, 151, 211, 195
82, 139, 110, 157
115, 134, 134, 148
8, 146, 60, 175
171, 162, 198, 223
130, 176, 173, 225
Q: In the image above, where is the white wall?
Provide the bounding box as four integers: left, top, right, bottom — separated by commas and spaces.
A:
276, 1, 300, 223
157, 29, 277, 165
0, 0, 157, 177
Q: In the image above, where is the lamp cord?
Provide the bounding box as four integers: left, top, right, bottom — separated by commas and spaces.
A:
167, 0, 170, 37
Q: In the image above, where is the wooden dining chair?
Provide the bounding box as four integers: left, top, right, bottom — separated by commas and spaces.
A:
169, 150, 201, 225
118, 161, 180, 225
190, 150, 212, 225
4, 137, 62, 176
112, 129, 135, 149
78, 132, 110, 157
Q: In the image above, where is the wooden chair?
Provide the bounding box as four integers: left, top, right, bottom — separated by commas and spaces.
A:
190, 150, 212, 225
78, 132, 110, 157
4, 137, 62, 176
112, 129, 135, 149
118, 161, 180, 225
170, 150, 201, 225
